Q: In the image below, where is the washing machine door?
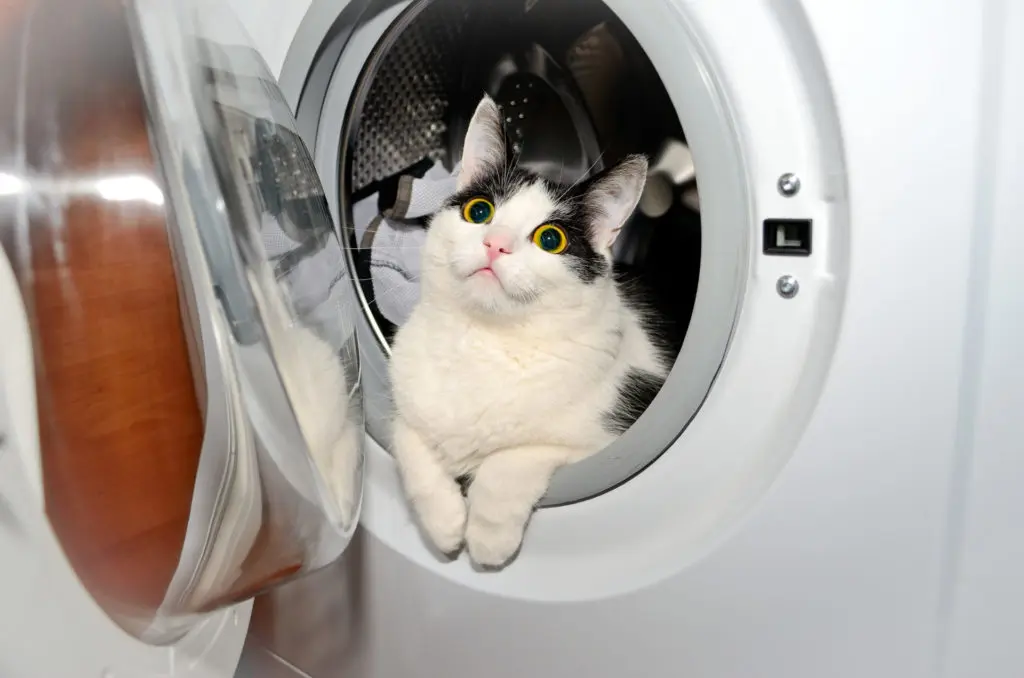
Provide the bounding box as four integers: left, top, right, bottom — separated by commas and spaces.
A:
0, 0, 364, 675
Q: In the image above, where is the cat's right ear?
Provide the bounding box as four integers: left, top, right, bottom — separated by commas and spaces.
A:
458, 96, 506, 191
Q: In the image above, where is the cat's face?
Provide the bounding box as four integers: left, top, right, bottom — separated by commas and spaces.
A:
422, 96, 648, 317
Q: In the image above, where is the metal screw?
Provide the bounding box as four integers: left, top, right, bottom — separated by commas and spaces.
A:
776, 275, 800, 299
777, 173, 801, 197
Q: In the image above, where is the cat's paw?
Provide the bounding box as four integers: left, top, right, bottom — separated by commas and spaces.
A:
465, 515, 525, 568
414, 485, 468, 555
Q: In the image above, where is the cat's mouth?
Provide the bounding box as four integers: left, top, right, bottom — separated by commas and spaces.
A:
472, 267, 499, 280
467, 265, 511, 294
464, 265, 540, 305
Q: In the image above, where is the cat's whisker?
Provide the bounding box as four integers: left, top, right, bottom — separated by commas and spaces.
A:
362, 284, 414, 307
335, 244, 427, 253
554, 149, 607, 204
338, 243, 428, 250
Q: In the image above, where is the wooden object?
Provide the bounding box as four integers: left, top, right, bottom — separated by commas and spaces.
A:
0, 0, 309, 634
0, 0, 205, 624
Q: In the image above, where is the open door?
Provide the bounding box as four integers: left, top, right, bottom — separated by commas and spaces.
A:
0, 0, 363, 673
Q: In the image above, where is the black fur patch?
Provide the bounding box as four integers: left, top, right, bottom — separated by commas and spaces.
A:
613, 266, 684, 371
455, 474, 473, 497
547, 180, 611, 283
602, 368, 666, 436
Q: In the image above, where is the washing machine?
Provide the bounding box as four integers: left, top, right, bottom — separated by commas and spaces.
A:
1, 0, 1023, 676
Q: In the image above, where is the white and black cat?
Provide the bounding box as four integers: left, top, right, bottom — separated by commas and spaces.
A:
389, 95, 674, 568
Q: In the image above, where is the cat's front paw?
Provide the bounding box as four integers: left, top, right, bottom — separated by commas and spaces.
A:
465, 514, 526, 568
414, 485, 468, 555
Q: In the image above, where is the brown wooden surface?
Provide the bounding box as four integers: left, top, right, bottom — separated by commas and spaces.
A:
1, 0, 311, 632
2, 0, 204, 622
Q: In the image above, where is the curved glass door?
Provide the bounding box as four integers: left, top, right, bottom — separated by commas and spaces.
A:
0, 0, 363, 644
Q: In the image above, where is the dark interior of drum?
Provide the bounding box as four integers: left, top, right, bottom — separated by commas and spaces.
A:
344, 0, 701, 358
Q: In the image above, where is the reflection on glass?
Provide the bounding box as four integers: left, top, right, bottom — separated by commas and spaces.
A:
132, 0, 365, 640
0, 0, 362, 644
94, 175, 166, 205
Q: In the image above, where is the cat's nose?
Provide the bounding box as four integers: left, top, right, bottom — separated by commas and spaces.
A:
483, 234, 513, 262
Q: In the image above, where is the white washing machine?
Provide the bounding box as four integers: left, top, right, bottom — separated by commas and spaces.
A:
2, 0, 1024, 676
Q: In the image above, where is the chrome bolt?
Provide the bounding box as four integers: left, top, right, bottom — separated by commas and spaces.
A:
776, 275, 800, 299
777, 173, 801, 197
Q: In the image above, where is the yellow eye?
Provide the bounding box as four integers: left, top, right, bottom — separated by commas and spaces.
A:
532, 224, 568, 254
462, 197, 494, 224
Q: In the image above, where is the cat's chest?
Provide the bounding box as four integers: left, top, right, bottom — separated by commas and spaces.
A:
392, 318, 614, 453
412, 327, 581, 404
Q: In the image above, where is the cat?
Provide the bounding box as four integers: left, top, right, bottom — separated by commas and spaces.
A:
388, 94, 673, 568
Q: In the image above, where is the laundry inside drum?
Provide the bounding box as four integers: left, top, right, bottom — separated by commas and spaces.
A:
339, 0, 702, 475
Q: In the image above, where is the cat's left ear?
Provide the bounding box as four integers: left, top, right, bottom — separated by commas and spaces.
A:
585, 155, 648, 250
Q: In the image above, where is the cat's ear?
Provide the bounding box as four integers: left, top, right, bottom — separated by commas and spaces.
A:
585, 155, 649, 250
458, 95, 507, 191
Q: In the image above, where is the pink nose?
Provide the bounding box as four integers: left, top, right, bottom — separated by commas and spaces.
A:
483, 234, 513, 263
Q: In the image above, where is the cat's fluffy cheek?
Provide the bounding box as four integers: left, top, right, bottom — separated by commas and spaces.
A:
430, 215, 488, 277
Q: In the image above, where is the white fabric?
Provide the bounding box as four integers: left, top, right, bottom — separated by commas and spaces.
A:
261, 159, 461, 331
359, 160, 459, 327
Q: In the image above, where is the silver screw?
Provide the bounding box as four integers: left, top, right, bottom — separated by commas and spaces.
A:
776, 275, 800, 299
777, 173, 801, 197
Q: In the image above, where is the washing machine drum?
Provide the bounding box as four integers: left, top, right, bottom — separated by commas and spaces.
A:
307, 0, 728, 505
349, 0, 690, 193
345, 0, 701, 339
1, 0, 858, 674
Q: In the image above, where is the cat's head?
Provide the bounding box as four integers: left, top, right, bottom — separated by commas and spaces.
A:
422, 95, 648, 317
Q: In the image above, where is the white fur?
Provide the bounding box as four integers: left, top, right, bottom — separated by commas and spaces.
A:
390, 97, 661, 568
